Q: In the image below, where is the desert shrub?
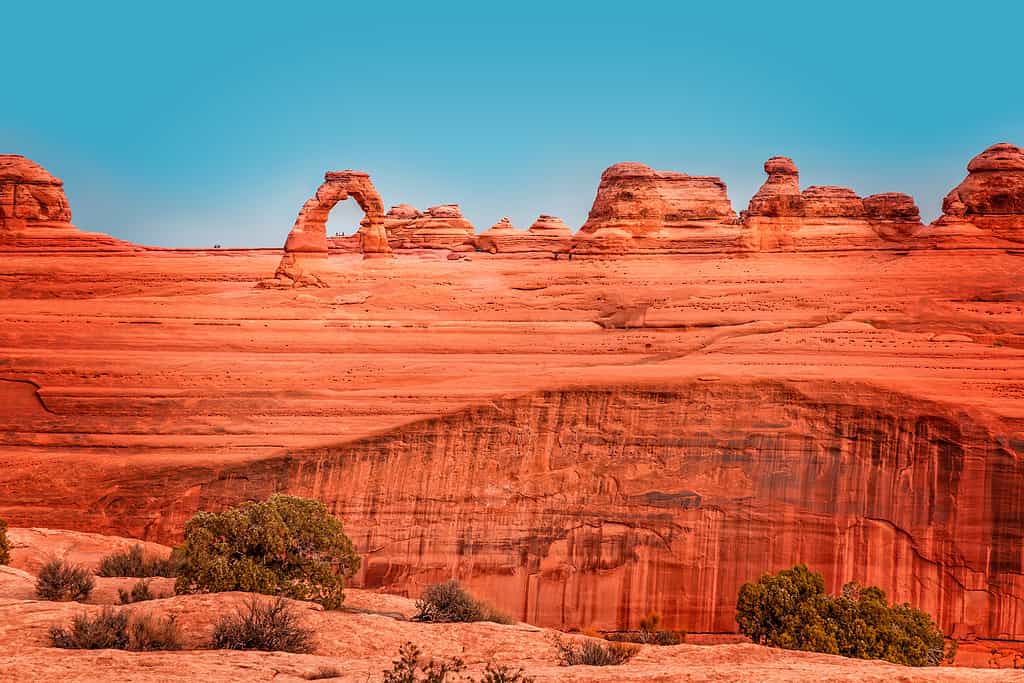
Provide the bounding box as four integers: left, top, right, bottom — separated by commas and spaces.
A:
383, 642, 534, 683
478, 663, 535, 682
50, 608, 181, 650
126, 613, 183, 651
606, 611, 686, 646
50, 608, 128, 649
413, 580, 511, 624
0, 518, 10, 565
174, 494, 360, 609
35, 558, 95, 601
210, 597, 315, 653
554, 636, 638, 666
119, 579, 159, 604
736, 565, 948, 666
382, 641, 465, 683
98, 544, 176, 578
303, 667, 342, 680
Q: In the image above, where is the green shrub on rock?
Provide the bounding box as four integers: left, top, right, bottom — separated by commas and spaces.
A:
736, 565, 948, 666
174, 494, 360, 609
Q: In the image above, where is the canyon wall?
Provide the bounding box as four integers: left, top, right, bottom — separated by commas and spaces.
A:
1, 146, 1023, 644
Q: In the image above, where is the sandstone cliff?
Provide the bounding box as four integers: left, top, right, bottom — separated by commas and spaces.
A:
2, 146, 1024, 655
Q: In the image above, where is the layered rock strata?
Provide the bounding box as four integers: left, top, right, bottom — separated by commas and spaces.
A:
575, 162, 743, 253
387, 204, 476, 250
936, 142, 1024, 242
283, 170, 390, 256
741, 157, 923, 249
0, 155, 130, 251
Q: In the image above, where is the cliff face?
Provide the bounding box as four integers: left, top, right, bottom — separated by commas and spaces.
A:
182, 382, 1024, 638
2, 147, 1024, 650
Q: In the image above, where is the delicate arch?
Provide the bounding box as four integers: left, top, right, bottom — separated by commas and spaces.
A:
283, 170, 390, 255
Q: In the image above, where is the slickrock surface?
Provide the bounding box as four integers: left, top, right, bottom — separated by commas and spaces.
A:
938, 142, 1024, 241
577, 162, 743, 252
0, 529, 1020, 681
0, 155, 131, 251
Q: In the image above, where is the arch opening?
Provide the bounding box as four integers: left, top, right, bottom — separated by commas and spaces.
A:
326, 198, 366, 237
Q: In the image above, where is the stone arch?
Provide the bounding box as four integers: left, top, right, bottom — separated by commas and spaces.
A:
283, 170, 390, 255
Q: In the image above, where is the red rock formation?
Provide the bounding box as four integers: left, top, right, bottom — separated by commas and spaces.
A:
580, 163, 736, 237
388, 204, 476, 250
0, 155, 130, 251
938, 142, 1024, 242
576, 162, 742, 253
283, 170, 390, 256
864, 192, 922, 240
3, 146, 1024, 663
745, 156, 803, 216
742, 158, 923, 249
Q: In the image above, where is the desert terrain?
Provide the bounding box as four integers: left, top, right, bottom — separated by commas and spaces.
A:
1, 144, 1023, 677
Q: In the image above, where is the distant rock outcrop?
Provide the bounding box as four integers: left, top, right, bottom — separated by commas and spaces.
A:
0, 155, 130, 251
937, 143, 1024, 242
742, 157, 923, 249
575, 162, 742, 253
284, 170, 390, 256
387, 204, 476, 250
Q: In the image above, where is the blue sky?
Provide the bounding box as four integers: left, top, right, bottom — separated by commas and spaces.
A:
4, 1, 1022, 247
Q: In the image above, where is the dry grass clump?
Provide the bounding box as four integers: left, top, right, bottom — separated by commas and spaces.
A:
35, 559, 95, 601
413, 580, 512, 625
49, 607, 181, 651
210, 597, 315, 653
98, 544, 176, 578
554, 636, 638, 666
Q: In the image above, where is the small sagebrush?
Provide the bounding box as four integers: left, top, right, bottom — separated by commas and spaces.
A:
0, 517, 11, 565
554, 636, 638, 666
49, 608, 181, 651
605, 611, 686, 646
35, 559, 95, 601
98, 545, 176, 578
382, 641, 465, 683
127, 613, 183, 651
119, 579, 159, 604
413, 580, 511, 625
479, 663, 535, 683
211, 597, 315, 653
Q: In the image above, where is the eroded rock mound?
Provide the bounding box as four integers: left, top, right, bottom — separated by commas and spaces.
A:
742, 157, 922, 249
284, 170, 390, 256
938, 142, 1024, 241
388, 204, 476, 250
575, 162, 742, 253
0, 155, 129, 251
0, 155, 73, 229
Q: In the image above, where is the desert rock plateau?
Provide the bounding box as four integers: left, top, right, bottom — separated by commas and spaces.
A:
2, 144, 1024, 679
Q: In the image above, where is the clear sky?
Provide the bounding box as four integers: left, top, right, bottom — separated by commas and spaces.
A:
4, 1, 1023, 247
